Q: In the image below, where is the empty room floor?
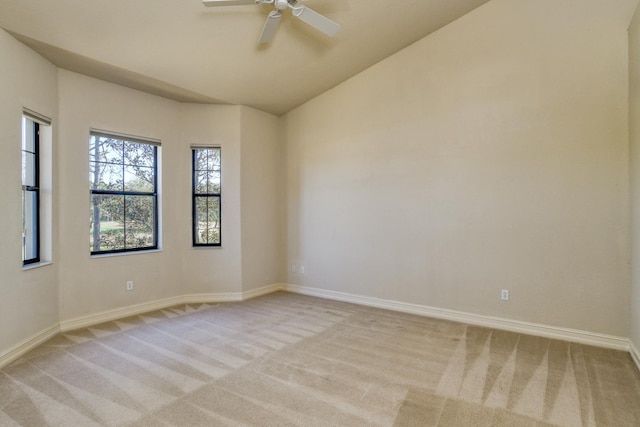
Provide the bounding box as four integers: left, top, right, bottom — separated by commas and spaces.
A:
1, 292, 639, 426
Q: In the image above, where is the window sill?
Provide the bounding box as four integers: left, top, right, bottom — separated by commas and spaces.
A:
22, 261, 53, 271
91, 249, 162, 259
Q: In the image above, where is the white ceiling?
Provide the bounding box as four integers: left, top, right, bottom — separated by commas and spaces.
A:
0, 0, 491, 116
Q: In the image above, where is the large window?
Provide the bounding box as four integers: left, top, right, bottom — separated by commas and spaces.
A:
89, 131, 159, 255
22, 117, 40, 264
192, 147, 221, 246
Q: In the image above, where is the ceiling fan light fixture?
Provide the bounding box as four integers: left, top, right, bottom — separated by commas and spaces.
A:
274, 0, 289, 10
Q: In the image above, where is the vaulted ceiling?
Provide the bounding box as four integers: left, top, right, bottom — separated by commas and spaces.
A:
0, 0, 491, 115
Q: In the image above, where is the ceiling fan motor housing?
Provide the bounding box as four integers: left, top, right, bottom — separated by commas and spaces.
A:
275, 0, 289, 10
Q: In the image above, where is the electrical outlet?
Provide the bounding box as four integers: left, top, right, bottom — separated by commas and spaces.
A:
501, 289, 509, 301
127, 281, 134, 291
291, 264, 296, 273
299, 266, 305, 274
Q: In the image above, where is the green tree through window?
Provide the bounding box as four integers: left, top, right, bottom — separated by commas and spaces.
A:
89, 132, 158, 254
192, 147, 221, 246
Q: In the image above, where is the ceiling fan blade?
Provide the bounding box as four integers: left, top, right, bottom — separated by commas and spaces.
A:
291, 6, 341, 37
202, 0, 256, 7
259, 11, 282, 43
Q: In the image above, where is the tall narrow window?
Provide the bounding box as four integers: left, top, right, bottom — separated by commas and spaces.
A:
89, 131, 159, 255
192, 147, 221, 246
22, 117, 40, 264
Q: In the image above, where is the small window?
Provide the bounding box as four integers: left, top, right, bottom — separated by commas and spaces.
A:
192, 147, 221, 246
89, 131, 159, 255
22, 117, 40, 264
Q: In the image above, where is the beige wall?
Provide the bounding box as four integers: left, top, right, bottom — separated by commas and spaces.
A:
57, 74, 282, 320
0, 59, 282, 348
240, 106, 283, 292
2, 0, 640, 360
0, 29, 59, 354
57, 71, 184, 320
178, 104, 244, 295
630, 3, 640, 352
284, 0, 635, 336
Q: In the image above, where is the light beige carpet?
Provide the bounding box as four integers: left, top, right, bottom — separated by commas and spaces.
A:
1, 292, 639, 426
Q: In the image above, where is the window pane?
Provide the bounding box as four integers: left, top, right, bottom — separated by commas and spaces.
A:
124, 195, 156, 249
90, 194, 125, 252
194, 149, 208, 171
193, 148, 221, 195
90, 137, 124, 164
208, 171, 221, 194
195, 170, 208, 194
194, 170, 220, 194
22, 118, 35, 152
22, 151, 36, 187
90, 162, 123, 191
124, 165, 154, 192
23, 190, 38, 260
208, 148, 221, 169
195, 196, 220, 245
124, 142, 155, 167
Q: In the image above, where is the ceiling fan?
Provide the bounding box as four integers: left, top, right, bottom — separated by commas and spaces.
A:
202, 0, 341, 44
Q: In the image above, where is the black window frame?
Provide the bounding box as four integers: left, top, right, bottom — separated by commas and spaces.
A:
89, 132, 159, 255
22, 120, 40, 265
192, 147, 222, 247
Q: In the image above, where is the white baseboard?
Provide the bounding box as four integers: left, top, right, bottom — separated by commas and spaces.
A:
59, 295, 187, 333
182, 283, 284, 304
631, 341, 640, 372
2, 283, 633, 370
0, 324, 60, 369
2, 284, 284, 369
60, 283, 285, 333
283, 284, 630, 351
242, 283, 286, 300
